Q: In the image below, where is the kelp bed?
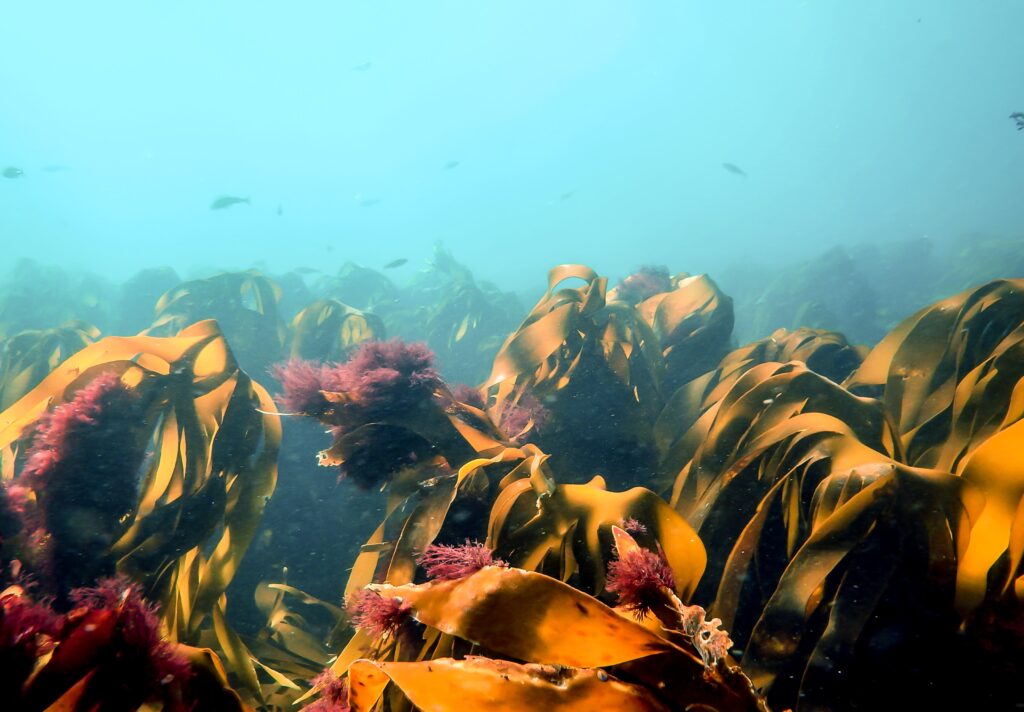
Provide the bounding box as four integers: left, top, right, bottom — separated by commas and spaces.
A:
1, 261, 1023, 711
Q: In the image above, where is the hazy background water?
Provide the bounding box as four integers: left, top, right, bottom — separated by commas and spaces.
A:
3, 1, 1023, 291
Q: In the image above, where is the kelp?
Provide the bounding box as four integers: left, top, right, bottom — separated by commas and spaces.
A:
637, 273, 734, 394
846, 279, 1024, 469
288, 299, 384, 362
0, 321, 100, 411
147, 270, 287, 377
329, 563, 766, 712
0, 320, 280, 703
487, 458, 705, 599
741, 464, 968, 710
485, 264, 664, 487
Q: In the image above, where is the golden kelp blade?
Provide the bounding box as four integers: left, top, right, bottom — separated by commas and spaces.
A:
0, 321, 99, 411
288, 299, 384, 361
347, 657, 671, 712
489, 469, 706, 598
371, 567, 677, 667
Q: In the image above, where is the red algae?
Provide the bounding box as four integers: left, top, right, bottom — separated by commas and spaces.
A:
614, 265, 673, 304
498, 393, 549, 441
619, 518, 648, 535
418, 541, 507, 581
606, 546, 676, 617
346, 589, 411, 637
451, 383, 485, 409
17, 372, 145, 598
271, 359, 334, 416
330, 339, 444, 421
307, 668, 350, 712
69, 577, 191, 688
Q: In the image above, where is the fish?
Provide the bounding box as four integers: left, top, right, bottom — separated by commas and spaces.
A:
560, 190, 575, 201
40, 165, 71, 173
1011, 112, 1024, 131
2, 167, 24, 179
354, 193, 380, 207
277, 203, 283, 216
210, 196, 250, 210
444, 160, 460, 170
721, 162, 747, 177
352, 62, 373, 72
293, 267, 320, 275
383, 258, 408, 269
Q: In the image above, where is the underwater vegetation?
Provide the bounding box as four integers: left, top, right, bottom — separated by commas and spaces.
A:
0, 247, 1023, 711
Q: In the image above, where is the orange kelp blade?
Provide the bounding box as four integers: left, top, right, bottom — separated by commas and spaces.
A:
371, 566, 678, 668
347, 657, 670, 712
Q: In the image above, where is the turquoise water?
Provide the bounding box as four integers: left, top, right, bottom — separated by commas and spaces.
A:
3, 2, 1022, 287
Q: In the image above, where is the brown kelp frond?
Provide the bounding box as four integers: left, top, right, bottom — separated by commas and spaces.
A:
348, 563, 765, 711
488, 453, 705, 599
636, 273, 734, 393
147, 269, 287, 376
846, 278, 1024, 460
0, 321, 100, 411
485, 264, 665, 487
0, 319, 280, 703
288, 299, 384, 363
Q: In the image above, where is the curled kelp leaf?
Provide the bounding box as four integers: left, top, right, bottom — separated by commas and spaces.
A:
147, 270, 287, 376
288, 298, 385, 362
742, 464, 967, 710
0, 321, 99, 411
488, 459, 705, 599
485, 264, 664, 488
636, 273, 734, 394
346, 656, 671, 712
846, 279, 1024, 463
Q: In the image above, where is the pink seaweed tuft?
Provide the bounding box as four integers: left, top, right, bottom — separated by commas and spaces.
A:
346, 589, 411, 637
418, 541, 507, 581
614, 265, 673, 304
0, 588, 61, 657
329, 339, 444, 422
620, 518, 648, 535
451, 384, 485, 409
307, 668, 350, 712
70, 576, 192, 688
606, 546, 676, 618
21, 372, 139, 491
271, 359, 335, 416
499, 393, 549, 442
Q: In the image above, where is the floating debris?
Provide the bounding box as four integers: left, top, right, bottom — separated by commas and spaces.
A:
210, 195, 250, 210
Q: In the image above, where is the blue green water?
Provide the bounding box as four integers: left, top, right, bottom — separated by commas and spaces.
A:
3, 1, 1022, 287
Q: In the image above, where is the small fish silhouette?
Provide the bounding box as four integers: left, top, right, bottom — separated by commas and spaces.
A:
444, 160, 460, 170
560, 190, 575, 201
277, 204, 283, 216
383, 258, 408, 269
721, 163, 747, 177
355, 193, 380, 207
210, 195, 250, 210
1011, 112, 1024, 131
352, 62, 373, 72
2, 166, 24, 179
